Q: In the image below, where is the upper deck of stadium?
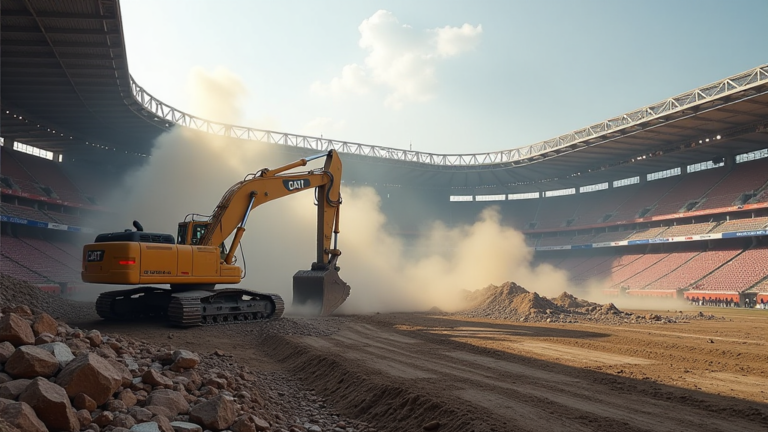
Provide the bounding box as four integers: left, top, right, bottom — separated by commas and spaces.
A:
2, 0, 768, 192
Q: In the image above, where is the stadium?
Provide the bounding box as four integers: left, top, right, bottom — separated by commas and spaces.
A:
2, 1, 768, 431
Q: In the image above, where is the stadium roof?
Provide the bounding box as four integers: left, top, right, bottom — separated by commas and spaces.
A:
0, 0, 164, 167
2, 0, 768, 191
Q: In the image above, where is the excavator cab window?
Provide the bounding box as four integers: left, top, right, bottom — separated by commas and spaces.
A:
177, 224, 187, 245
190, 224, 207, 245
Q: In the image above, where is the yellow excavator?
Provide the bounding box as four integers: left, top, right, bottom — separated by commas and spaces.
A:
81, 150, 350, 326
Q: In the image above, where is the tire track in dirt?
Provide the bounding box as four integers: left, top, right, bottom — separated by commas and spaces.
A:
277, 321, 766, 432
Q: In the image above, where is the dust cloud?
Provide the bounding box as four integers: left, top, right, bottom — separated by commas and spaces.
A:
98, 67, 584, 314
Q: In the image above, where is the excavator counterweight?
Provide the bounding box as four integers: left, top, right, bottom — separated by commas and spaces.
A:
82, 150, 350, 325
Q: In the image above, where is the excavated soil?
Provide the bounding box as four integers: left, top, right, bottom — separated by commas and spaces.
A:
0, 273, 97, 322
4, 275, 768, 431
458, 281, 723, 325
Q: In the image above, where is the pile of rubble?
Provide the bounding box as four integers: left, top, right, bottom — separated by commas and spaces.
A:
0, 274, 97, 323
0, 304, 368, 432
458, 282, 722, 325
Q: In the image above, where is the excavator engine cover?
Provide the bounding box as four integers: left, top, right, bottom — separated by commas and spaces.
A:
293, 265, 351, 316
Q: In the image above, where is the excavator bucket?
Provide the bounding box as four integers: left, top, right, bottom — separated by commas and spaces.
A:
292, 265, 351, 316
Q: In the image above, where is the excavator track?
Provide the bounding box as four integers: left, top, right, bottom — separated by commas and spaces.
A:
96, 287, 283, 327
95, 286, 171, 320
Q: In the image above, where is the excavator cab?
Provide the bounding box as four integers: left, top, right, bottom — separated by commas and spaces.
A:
177, 221, 210, 245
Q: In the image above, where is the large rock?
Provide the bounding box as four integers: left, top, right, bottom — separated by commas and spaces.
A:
151, 415, 173, 432
0, 373, 11, 385
128, 406, 153, 423
93, 411, 114, 427
145, 389, 189, 416
0, 341, 15, 363
0, 399, 47, 432
19, 377, 79, 432
142, 369, 173, 388
232, 415, 269, 432
33, 333, 55, 345
131, 422, 162, 432
188, 395, 236, 431
117, 389, 138, 408
0, 379, 31, 399
106, 399, 128, 412
4, 346, 59, 378
112, 413, 137, 429
108, 359, 133, 387
65, 338, 90, 355
0, 314, 34, 347
179, 371, 201, 392
145, 405, 173, 419
56, 352, 122, 405
170, 350, 199, 371
170, 421, 203, 432
73, 392, 97, 411
85, 330, 103, 347
30, 314, 57, 337
37, 342, 75, 369
76, 409, 92, 428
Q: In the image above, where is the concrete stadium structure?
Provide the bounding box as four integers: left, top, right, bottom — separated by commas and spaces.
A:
2, 0, 768, 303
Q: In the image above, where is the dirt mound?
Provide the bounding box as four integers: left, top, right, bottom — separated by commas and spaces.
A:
466, 281, 532, 308
552, 291, 598, 309
0, 273, 97, 323
459, 281, 723, 325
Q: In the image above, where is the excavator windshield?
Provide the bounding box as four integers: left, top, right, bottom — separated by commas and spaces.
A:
176, 222, 209, 245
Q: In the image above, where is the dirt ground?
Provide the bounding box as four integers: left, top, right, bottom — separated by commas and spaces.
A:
75, 307, 768, 432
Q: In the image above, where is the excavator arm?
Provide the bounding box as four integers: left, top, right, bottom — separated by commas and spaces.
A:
197, 149, 349, 315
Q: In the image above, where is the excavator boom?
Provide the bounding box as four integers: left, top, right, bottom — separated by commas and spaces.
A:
197, 150, 350, 315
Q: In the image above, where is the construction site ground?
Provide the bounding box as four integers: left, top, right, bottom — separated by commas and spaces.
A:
74, 306, 768, 432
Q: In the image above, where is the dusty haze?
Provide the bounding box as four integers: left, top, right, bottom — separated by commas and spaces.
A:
100, 67, 600, 314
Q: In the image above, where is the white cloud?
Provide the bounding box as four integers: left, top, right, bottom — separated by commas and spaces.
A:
432, 23, 484, 58
311, 10, 482, 109
311, 64, 370, 96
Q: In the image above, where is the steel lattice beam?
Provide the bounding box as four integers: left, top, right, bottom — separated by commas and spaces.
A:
128, 65, 768, 168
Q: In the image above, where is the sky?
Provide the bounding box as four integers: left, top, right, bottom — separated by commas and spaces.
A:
121, 0, 768, 155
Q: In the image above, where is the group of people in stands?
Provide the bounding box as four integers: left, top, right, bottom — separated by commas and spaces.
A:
687, 296, 767, 308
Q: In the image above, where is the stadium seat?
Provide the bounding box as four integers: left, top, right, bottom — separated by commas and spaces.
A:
697, 159, 768, 210
626, 226, 668, 240
708, 216, 768, 234
534, 195, 578, 229
21, 237, 82, 270
506, 199, 542, 230
696, 247, 768, 292
10, 150, 91, 205
0, 254, 50, 284
610, 253, 670, 287
620, 251, 700, 290
661, 222, 717, 237
570, 188, 630, 227
43, 211, 85, 227
0, 235, 80, 283
609, 176, 681, 222
646, 168, 727, 216
591, 230, 633, 243
0, 203, 58, 223
645, 249, 741, 291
